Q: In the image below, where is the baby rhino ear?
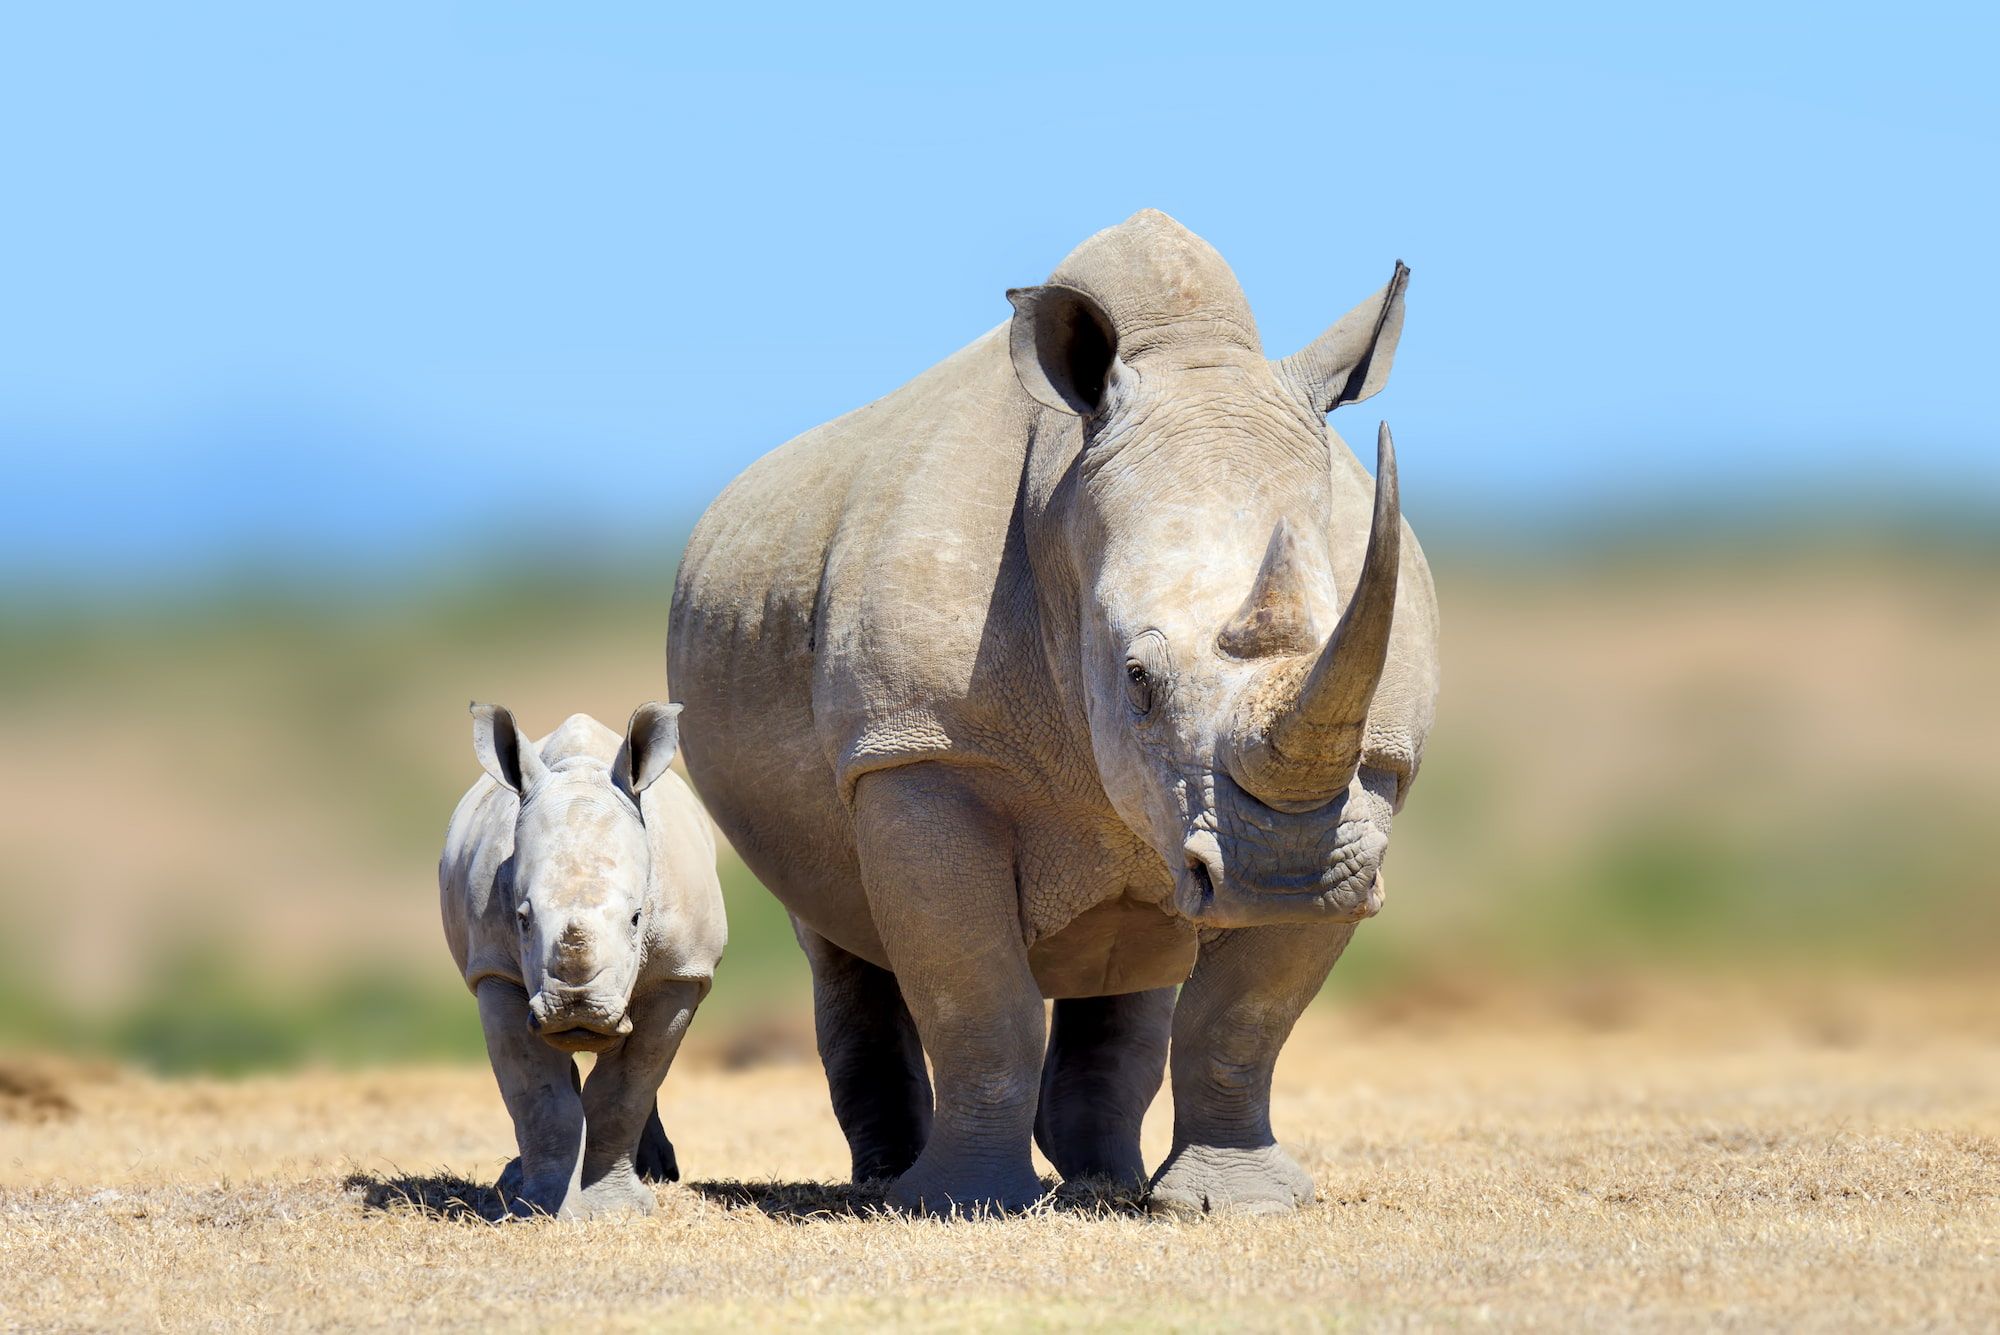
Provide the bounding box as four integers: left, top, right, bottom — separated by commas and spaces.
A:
470, 702, 548, 795
616, 702, 683, 801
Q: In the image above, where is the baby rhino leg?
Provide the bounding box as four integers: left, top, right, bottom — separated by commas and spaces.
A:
576, 979, 706, 1218
477, 979, 586, 1218
497, 1071, 677, 1196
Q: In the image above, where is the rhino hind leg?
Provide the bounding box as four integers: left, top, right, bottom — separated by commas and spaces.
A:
795, 920, 933, 1181
635, 1104, 679, 1182
1035, 988, 1173, 1191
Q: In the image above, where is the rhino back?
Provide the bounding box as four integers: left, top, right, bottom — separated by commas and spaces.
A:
669, 325, 1071, 960
804, 328, 1068, 798
669, 365, 873, 955
673, 325, 1040, 762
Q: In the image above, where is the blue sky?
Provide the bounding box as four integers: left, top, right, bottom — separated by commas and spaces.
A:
4, 4, 1995, 583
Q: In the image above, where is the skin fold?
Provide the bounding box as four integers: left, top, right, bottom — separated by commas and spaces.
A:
439, 705, 726, 1219
669, 210, 1440, 1214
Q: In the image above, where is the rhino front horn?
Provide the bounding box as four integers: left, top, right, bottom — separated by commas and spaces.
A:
1229, 421, 1400, 811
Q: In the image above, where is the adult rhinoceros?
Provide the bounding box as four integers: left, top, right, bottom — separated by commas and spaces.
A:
669, 210, 1439, 1215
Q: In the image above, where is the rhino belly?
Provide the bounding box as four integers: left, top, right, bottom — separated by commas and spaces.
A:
1027, 896, 1199, 999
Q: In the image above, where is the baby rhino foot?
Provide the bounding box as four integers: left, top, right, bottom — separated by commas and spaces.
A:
575, 1166, 657, 1219
1147, 1143, 1315, 1217
500, 1120, 675, 1207
495, 1162, 655, 1219
496, 1166, 581, 1220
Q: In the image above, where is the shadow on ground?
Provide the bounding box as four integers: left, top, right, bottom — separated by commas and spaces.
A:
345, 1171, 508, 1222
344, 1171, 1149, 1223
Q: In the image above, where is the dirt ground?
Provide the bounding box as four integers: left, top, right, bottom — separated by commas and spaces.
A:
3, 983, 1996, 1332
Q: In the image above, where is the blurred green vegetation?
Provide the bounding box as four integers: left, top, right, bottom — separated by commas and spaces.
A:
2, 537, 1996, 1074
0, 861, 807, 1077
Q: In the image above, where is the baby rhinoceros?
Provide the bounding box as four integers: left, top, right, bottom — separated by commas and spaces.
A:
439, 702, 725, 1219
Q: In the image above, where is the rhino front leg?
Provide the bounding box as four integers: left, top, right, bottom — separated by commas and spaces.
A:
476, 978, 587, 1218
575, 978, 706, 1218
795, 919, 933, 1181
1035, 988, 1173, 1190
1149, 922, 1354, 1216
854, 765, 1046, 1216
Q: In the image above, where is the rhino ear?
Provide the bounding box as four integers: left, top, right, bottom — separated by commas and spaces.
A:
1276, 261, 1409, 416
470, 702, 547, 795
615, 702, 683, 801
1006, 283, 1120, 415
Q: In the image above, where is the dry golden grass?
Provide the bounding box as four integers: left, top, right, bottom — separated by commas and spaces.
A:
4, 983, 1997, 1332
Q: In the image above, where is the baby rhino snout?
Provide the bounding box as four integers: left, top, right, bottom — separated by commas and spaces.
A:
527, 983, 633, 1053
527, 916, 634, 1052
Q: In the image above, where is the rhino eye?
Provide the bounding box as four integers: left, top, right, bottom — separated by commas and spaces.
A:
1124, 660, 1154, 716
630, 911, 642, 929
1123, 631, 1167, 717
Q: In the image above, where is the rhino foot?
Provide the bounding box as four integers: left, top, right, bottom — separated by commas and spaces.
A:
888, 1158, 1046, 1217
1147, 1143, 1314, 1217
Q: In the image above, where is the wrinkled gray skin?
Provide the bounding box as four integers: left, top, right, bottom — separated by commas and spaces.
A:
669, 211, 1439, 1215
439, 704, 726, 1218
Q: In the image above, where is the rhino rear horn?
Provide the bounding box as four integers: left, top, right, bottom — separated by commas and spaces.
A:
1218, 518, 1322, 659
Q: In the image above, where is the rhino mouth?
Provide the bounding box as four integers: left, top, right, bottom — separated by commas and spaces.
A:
1175, 827, 1385, 929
